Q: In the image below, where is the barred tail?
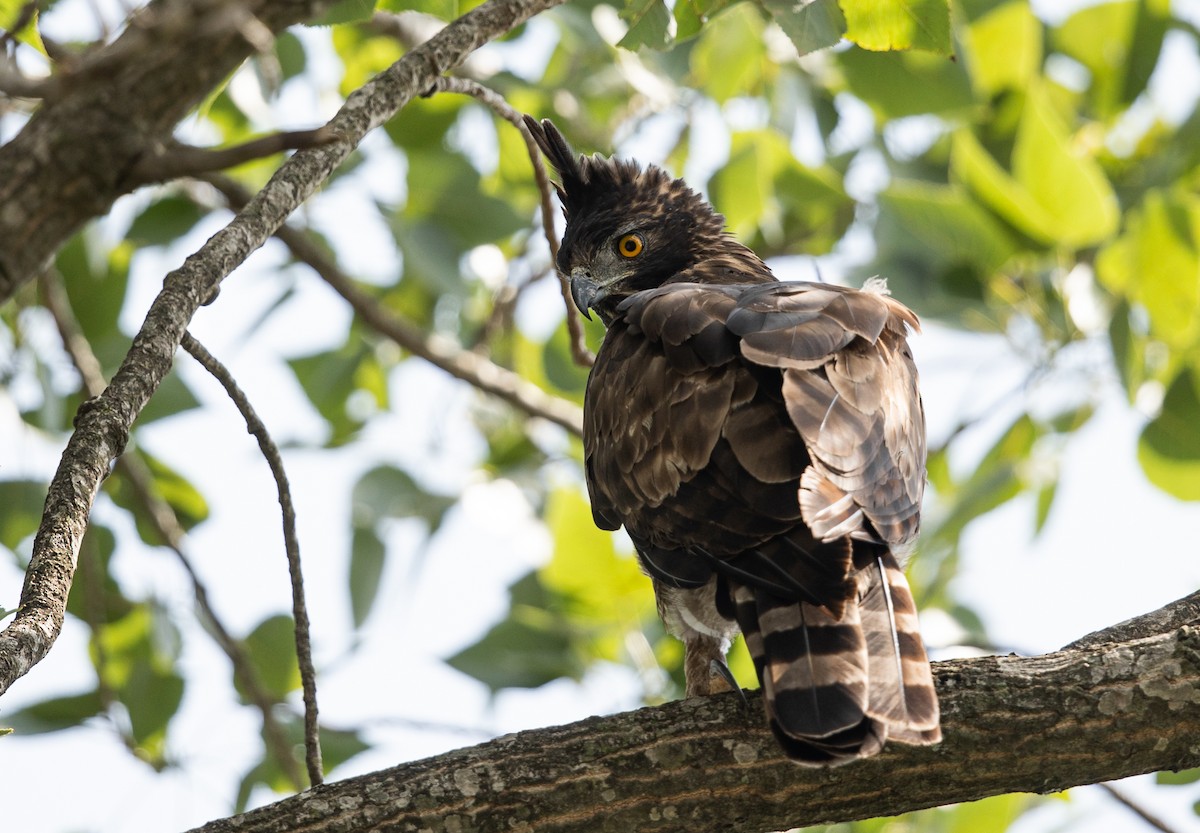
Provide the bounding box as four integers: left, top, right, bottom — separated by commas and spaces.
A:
732, 548, 939, 766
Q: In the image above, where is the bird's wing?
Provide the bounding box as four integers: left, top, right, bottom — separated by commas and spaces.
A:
724, 281, 926, 547
583, 283, 743, 531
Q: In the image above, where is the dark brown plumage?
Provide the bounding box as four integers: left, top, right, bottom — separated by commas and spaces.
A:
526, 116, 941, 765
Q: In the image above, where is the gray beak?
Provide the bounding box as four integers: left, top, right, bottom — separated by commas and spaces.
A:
569, 269, 603, 320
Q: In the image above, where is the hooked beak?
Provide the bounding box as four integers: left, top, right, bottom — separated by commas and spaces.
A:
569, 268, 608, 320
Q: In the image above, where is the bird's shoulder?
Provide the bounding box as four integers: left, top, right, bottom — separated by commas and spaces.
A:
609, 278, 919, 368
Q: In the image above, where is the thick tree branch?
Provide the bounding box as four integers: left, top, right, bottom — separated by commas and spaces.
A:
0, 0, 567, 698
0, 0, 339, 302
184, 612, 1200, 833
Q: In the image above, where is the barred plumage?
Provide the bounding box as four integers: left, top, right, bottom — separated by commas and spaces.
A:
527, 116, 941, 764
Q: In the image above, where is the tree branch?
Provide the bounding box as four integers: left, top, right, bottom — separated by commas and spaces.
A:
200, 172, 585, 436
1064, 588, 1200, 651
129, 129, 342, 185
179, 331, 323, 788
183, 612, 1200, 833
0, 0, 567, 698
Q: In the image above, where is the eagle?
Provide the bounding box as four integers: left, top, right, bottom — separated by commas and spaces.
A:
525, 116, 941, 765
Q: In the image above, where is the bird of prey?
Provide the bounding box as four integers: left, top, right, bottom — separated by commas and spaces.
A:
525, 116, 941, 766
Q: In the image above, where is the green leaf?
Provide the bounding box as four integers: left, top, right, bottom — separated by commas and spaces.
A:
127, 196, 207, 247
349, 527, 387, 629
842, 0, 952, 54
1138, 368, 1200, 501
951, 83, 1119, 248
837, 47, 973, 120
57, 233, 133, 368
348, 466, 454, 625
105, 450, 209, 545
237, 615, 301, 702
690, 4, 767, 103
138, 372, 202, 425
760, 0, 846, 56
962, 1, 1042, 96
930, 415, 1041, 547
874, 181, 1018, 316
0, 0, 46, 54
445, 574, 586, 692
307, 0, 378, 26
709, 130, 852, 253
1095, 189, 1200, 350
1053, 0, 1169, 120
274, 32, 308, 81
2, 690, 105, 735
1158, 767, 1200, 785
66, 524, 135, 627
541, 488, 651, 629
617, 0, 672, 49
288, 344, 376, 446
351, 465, 455, 531
1034, 481, 1056, 535
0, 480, 47, 553
123, 662, 185, 757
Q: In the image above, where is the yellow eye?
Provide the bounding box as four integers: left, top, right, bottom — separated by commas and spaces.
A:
617, 233, 645, 258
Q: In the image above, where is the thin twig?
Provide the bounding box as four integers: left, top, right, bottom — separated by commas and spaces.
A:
179, 331, 323, 788
1097, 783, 1181, 833
129, 129, 342, 185
198, 173, 584, 436
38, 269, 307, 789
424, 76, 594, 368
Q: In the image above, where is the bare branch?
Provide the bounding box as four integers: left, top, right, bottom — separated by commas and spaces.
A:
0, 58, 54, 99
425, 76, 594, 368
200, 172, 585, 436
129, 129, 343, 185
38, 269, 306, 789
1097, 783, 1182, 833
0, 0, 566, 700
183, 617, 1200, 833
179, 331, 323, 788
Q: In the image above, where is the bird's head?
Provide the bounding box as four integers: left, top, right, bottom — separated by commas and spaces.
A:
524, 116, 728, 322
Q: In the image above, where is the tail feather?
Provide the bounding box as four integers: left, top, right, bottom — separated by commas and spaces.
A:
732, 548, 940, 765
859, 551, 941, 739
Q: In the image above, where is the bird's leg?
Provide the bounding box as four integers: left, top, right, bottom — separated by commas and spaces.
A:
684, 634, 741, 700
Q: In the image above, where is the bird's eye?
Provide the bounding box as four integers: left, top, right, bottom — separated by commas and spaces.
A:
617, 233, 644, 258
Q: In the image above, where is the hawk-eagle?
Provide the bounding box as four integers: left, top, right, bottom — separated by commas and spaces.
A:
526, 116, 941, 765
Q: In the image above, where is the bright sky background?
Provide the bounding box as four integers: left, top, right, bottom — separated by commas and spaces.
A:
3, 2, 1200, 833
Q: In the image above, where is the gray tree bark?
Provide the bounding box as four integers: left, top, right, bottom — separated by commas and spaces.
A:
186, 610, 1200, 833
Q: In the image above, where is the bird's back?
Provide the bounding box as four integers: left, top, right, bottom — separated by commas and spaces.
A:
582, 279, 941, 764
